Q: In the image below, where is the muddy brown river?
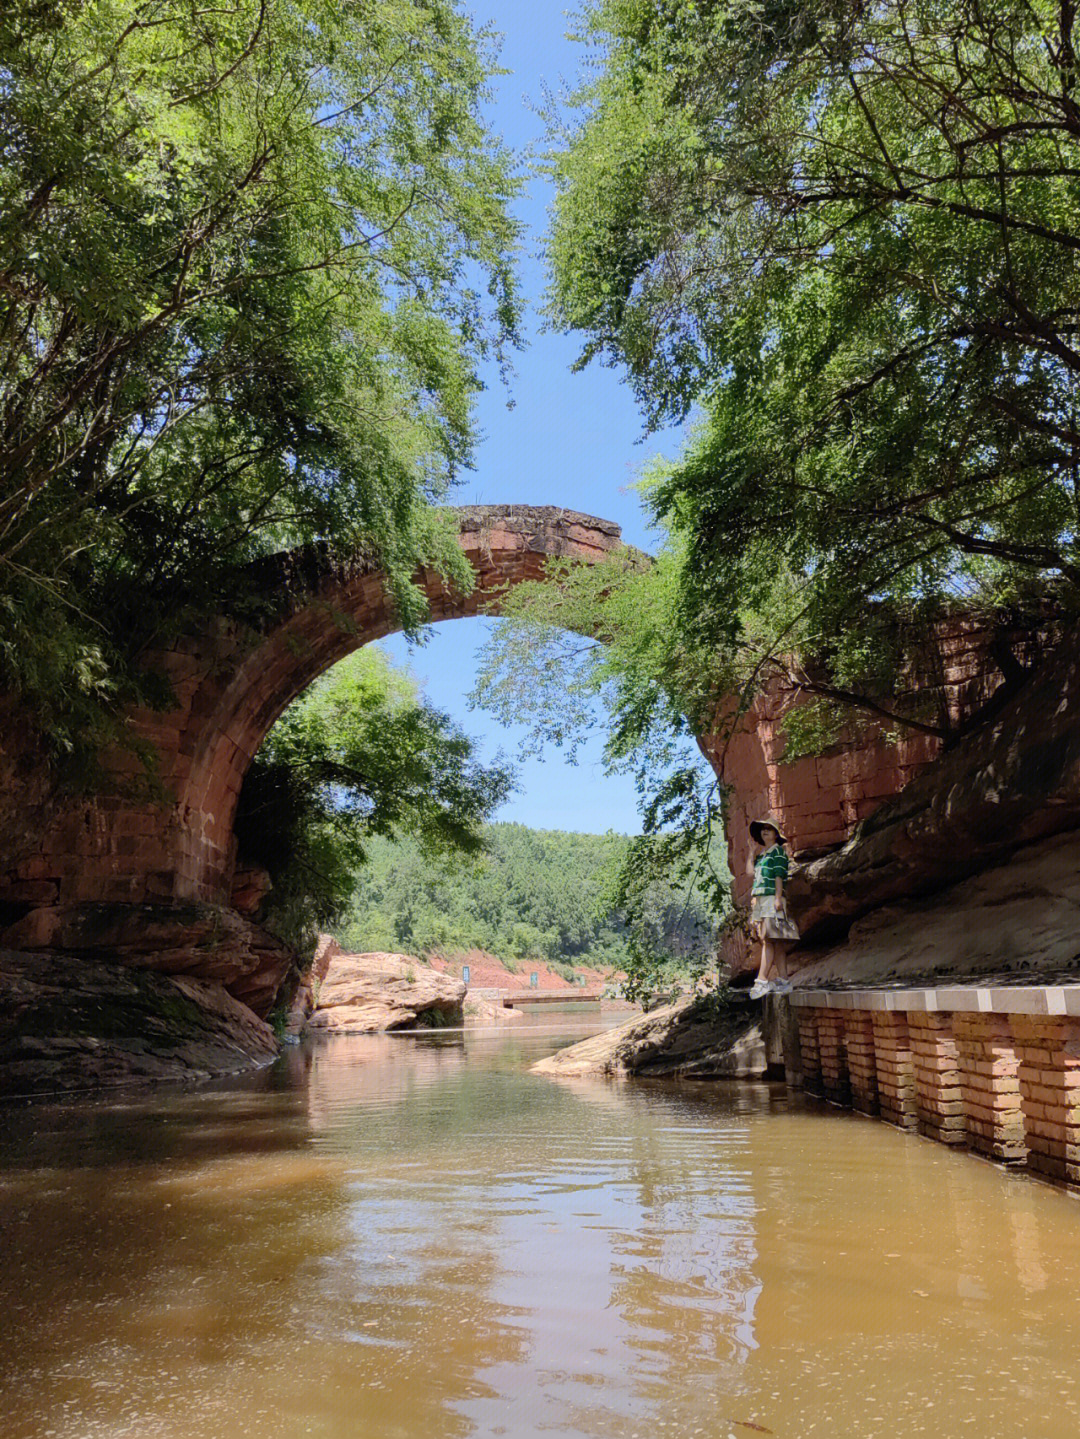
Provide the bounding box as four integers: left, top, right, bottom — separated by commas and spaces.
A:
2, 1017, 1079, 1439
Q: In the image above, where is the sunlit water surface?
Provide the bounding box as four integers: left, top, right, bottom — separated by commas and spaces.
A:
2, 1016, 1079, 1439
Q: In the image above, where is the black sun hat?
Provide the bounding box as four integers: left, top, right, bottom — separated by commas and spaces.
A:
748, 815, 787, 846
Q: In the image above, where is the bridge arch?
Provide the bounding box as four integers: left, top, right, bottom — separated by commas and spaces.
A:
0, 499, 993, 1008
176, 505, 621, 902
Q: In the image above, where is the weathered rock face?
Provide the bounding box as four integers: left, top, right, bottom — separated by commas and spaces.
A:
531, 997, 765, 1080
0, 901, 293, 1018
307, 951, 466, 1033
283, 933, 341, 1036
230, 865, 272, 917
794, 828, 1080, 990
0, 949, 278, 1096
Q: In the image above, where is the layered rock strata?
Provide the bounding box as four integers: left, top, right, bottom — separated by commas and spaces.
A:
790, 637, 1080, 941
0, 949, 278, 1096
0, 901, 293, 1018
791, 828, 1080, 990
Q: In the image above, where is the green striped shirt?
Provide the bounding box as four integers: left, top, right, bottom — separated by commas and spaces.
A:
752, 844, 789, 895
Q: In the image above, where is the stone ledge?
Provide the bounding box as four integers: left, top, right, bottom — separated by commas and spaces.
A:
0, 948, 279, 1096
788, 985, 1080, 1016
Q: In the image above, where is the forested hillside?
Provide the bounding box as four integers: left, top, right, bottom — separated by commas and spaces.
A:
340, 823, 714, 974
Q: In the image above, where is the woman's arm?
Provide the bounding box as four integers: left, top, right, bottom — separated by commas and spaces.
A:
775, 873, 785, 911
746, 852, 757, 878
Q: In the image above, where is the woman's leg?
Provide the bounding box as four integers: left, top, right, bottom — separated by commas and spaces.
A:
773, 943, 789, 981
752, 925, 768, 985
761, 937, 776, 982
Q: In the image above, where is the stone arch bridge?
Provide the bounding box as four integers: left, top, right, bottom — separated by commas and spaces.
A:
0, 502, 1013, 1015
0, 507, 622, 1009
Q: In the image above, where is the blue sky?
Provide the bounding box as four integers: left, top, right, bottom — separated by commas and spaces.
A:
376, 1, 682, 835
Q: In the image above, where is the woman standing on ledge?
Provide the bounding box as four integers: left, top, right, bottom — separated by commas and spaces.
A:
747, 817, 799, 999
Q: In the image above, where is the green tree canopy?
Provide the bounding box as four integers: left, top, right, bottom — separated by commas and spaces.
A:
341, 819, 716, 994
235, 647, 515, 953
469, 539, 731, 996
545, 0, 1080, 735
0, 0, 519, 752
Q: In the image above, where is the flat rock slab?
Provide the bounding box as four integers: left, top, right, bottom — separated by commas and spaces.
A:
0, 949, 278, 1097
532, 996, 766, 1080
308, 952, 465, 1033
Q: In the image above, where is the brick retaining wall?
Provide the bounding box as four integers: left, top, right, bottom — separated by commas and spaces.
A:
787, 987, 1080, 1191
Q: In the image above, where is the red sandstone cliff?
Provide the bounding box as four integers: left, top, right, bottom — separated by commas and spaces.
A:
790, 630, 1080, 941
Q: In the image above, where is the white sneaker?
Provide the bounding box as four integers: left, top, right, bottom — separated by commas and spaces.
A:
773, 980, 793, 995
748, 980, 770, 999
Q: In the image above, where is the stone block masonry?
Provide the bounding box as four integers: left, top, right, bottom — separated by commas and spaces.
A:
0, 506, 625, 921
0, 499, 1055, 1015
1013, 1015, 1080, 1186
795, 1009, 823, 1097
871, 1011, 918, 1131
844, 1008, 879, 1116
785, 988, 1080, 1193
699, 616, 1033, 925
816, 1008, 851, 1106
909, 1012, 967, 1145
0, 494, 1067, 1081
953, 1013, 1026, 1163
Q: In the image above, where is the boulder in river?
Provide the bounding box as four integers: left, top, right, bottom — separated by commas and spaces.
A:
307, 951, 466, 1033
532, 995, 766, 1079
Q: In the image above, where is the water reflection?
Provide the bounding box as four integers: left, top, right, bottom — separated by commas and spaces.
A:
2, 1020, 1080, 1438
